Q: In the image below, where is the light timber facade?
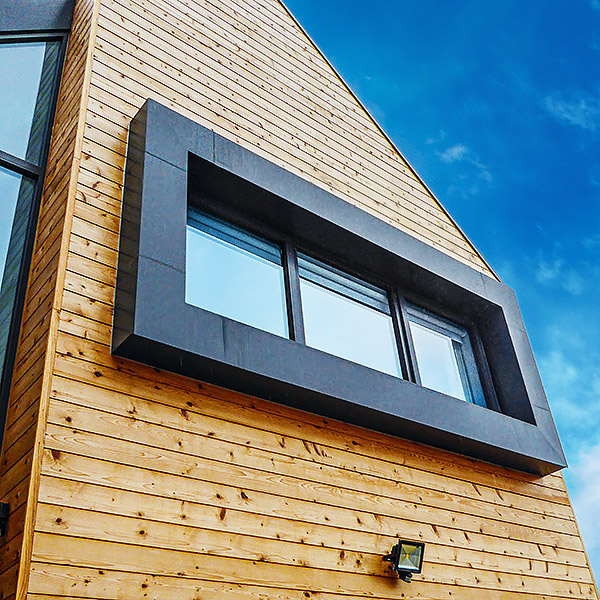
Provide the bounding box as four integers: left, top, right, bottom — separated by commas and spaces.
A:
0, 0, 598, 599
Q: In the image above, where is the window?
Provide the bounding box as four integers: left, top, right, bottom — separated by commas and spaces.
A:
186, 209, 288, 337
0, 40, 61, 163
0, 24, 69, 446
298, 253, 401, 377
184, 208, 493, 408
406, 304, 486, 406
113, 99, 566, 474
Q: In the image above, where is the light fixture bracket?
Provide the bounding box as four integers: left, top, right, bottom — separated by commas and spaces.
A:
0, 503, 9, 537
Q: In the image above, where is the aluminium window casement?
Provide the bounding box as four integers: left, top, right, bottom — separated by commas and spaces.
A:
186, 208, 489, 407
186, 208, 289, 338
405, 303, 487, 407
297, 252, 402, 379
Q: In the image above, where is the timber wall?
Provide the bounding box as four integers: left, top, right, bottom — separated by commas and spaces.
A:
0, 1, 99, 598
2, 0, 598, 598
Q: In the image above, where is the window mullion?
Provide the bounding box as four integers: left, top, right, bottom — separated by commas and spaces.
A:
282, 242, 306, 344
391, 292, 421, 384
0, 150, 40, 179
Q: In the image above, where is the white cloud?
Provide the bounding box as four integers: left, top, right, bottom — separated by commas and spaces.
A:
589, 165, 600, 187
583, 234, 600, 249
593, 373, 600, 396
537, 349, 600, 438
437, 143, 468, 163
535, 258, 563, 283
537, 317, 600, 426
425, 130, 447, 145
544, 93, 600, 131
565, 274, 584, 295
534, 257, 584, 295
435, 142, 493, 197
473, 160, 492, 182
539, 350, 579, 389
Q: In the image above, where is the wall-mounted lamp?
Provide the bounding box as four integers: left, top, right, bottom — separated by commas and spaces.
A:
0, 503, 9, 537
383, 540, 425, 583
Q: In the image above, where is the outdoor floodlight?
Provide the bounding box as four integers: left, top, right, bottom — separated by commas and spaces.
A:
383, 540, 425, 583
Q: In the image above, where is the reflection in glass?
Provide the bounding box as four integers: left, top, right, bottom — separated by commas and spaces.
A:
298, 254, 400, 377
0, 168, 36, 383
407, 304, 485, 405
0, 168, 24, 276
409, 321, 466, 400
398, 543, 424, 572
186, 209, 288, 337
0, 40, 60, 164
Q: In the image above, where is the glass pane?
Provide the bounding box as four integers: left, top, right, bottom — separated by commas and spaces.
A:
298, 256, 400, 377
0, 40, 60, 164
0, 167, 36, 384
299, 253, 390, 313
0, 168, 24, 276
409, 321, 467, 400
398, 543, 423, 571
186, 211, 288, 337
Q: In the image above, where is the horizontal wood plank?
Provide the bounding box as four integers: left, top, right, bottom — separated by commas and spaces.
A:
50, 332, 569, 499
29, 561, 583, 600
36, 475, 593, 581
30, 532, 597, 598
47, 352, 575, 522
41, 418, 584, 555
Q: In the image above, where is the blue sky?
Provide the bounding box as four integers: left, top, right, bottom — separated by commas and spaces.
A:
284, 0, 600, 578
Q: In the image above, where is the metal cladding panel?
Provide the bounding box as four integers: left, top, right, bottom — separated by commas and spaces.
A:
113, 99, 566, 475
0, 0, 74, 32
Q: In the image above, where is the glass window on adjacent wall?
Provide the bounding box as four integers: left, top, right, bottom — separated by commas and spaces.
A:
0, 34, 66, 421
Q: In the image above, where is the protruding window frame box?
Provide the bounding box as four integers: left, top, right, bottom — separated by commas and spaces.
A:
113, 99, 566, 475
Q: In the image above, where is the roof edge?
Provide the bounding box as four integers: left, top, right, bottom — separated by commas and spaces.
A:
277, 0, 500, 282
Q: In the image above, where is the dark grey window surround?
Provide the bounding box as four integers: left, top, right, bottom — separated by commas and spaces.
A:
0, 0, 74, 454
0, 0, 74, 33
113, 99, 566, 475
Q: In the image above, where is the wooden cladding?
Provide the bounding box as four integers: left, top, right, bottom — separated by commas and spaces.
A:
1, 0, 597, 598
0, 1, 97, 599
94, 0, 491, 272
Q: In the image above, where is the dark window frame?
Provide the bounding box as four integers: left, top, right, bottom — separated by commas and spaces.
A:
0, 0, 74, 453
113, 99, 567, 475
